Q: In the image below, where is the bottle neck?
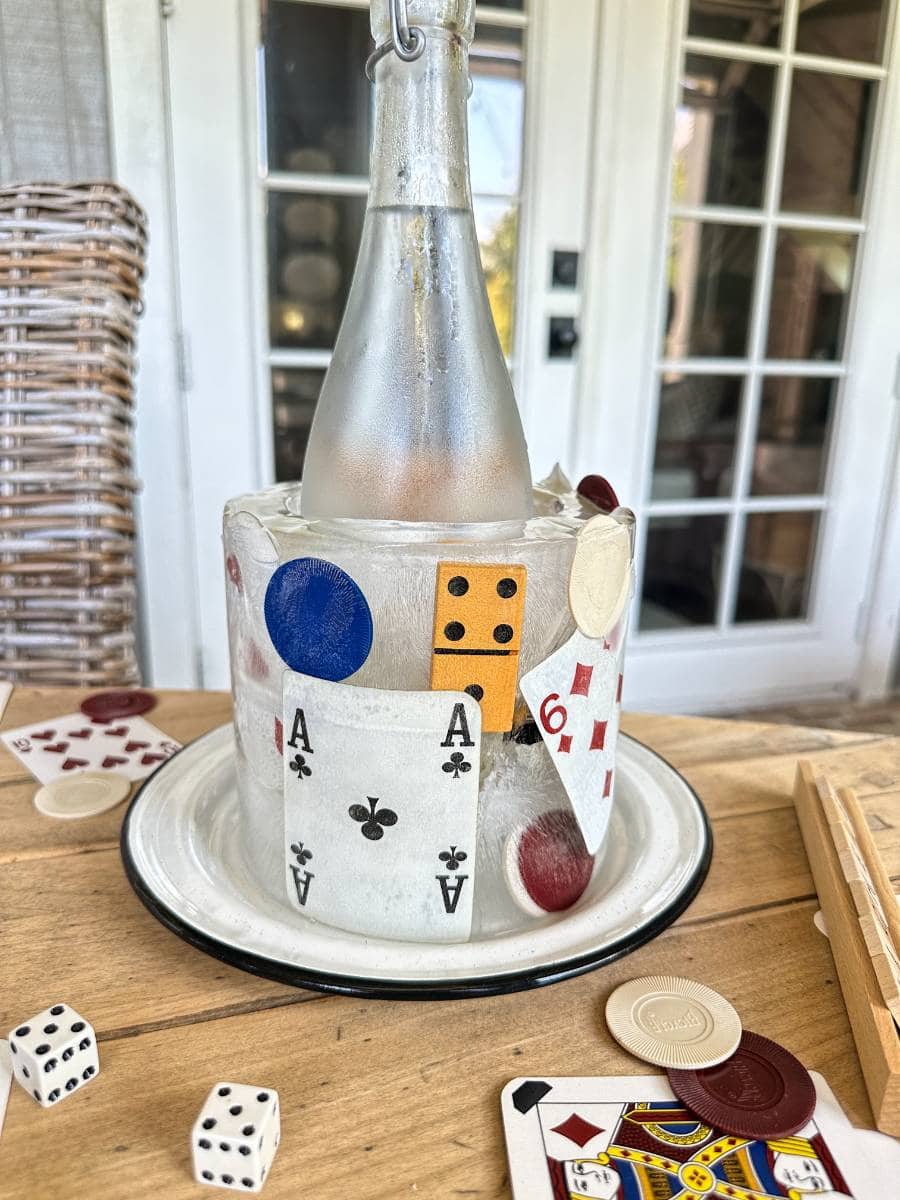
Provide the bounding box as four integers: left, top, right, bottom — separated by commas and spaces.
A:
368, 28, 472, 211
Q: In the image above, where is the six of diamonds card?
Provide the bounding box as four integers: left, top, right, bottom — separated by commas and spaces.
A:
1, 713, 181, 784
501, 1074, 896, 1199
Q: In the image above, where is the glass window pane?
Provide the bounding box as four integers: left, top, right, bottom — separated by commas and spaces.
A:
796, 0, 889, 65
766, 231, 856, 361
665, 221, 760, 358
470, 26, 524, 195
272, 369, 325, 482
752, 377, 837, 495
735, 511, 819, 621
265, 2, 372, 176
781, 73, 875, 217
640, 515, 728, 630
652, 374, 742, 500
673, 56, 776, 209
268, 191, 367, 351
687, 0, 784, 46
475, 199, 518, 355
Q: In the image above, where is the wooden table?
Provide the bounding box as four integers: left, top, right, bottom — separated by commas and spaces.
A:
2, 688, 899, 1199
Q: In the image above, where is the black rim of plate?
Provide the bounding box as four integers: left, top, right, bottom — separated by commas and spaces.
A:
120, 727, 713, 1001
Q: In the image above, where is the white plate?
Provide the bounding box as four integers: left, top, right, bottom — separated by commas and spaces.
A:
121, 726, 711, 999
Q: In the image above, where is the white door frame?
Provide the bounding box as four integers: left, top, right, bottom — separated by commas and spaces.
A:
104, 0, 202, 686
576, 0, 900, 712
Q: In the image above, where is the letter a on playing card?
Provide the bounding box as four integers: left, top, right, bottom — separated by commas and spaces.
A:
282, 671, 482, 943
520, 625, 627, 854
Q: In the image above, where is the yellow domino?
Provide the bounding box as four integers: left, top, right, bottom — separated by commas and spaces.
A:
430, 562, 527, 733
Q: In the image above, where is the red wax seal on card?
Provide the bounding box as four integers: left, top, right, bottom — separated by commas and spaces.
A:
503, 809, 595, 916
667, 1030, 816, 1140
577, 475, 620, 514
80, 690, 156, 721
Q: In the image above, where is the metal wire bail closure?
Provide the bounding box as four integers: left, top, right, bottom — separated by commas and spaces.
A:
366, 0, 426, 80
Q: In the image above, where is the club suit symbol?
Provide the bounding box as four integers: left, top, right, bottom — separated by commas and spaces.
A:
438, 846, 467, 871
289, 753, 312, 780
349, 796, 398, 841
442, 751, 471, 779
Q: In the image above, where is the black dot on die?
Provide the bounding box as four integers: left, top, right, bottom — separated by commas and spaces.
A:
71, 1022, 85, 1033
444, 621, 465, 641
242, 1125, 255, 1137
447, 576, 469, 597
497, 578, 518, 598
35, 1044, 50, 1056
43, 1024, 58, 1034
15, 1026, 30, 1038
22, 1067, 29, 1079
202, 1118, 216, 1130
199, 1139, 211, 1150
65, 1078, 78, 1091
9, 1043, 16, 1055
239, 1145, 251, 1157
43, 1059, 57, 1073
50, 1006, 64, 1016
33, 1090, 41, 1101
202, 1171, 213, 1181
218, 1086, 231, 1097
256, 1092, 269, 1102
229, 1105, 243, 1116
464, 684, 484, 702
48, 1089, 60, 1102
242, 1180, 254, 1189
82, 1066, 95, 1080
221, 1176, 234, 1186
219, 1143, 230, 1152
79, 1038, 91, 1051
493, 623, 513, 644
62, 1048, 74, 1062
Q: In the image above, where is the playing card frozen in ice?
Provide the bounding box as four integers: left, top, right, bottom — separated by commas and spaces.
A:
1, 713, 181, 784
519, 625, 626, 855
282, 672, 482, 943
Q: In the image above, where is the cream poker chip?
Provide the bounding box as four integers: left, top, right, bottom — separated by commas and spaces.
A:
34, 772, 131, 820
568, 513, 633, 639
605, 975, 742, 1069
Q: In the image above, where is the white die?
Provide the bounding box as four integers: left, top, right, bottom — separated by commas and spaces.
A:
7, 1003, 99, 1108
191, 1082, 280, 1193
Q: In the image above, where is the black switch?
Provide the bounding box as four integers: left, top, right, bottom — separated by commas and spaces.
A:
552, 250, 579, 289
548, 316, 578, 359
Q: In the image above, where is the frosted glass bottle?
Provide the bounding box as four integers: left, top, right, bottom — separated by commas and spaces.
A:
301, 0, 534, 524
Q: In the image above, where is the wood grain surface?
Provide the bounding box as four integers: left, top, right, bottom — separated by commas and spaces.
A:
1, 688, 899, 1199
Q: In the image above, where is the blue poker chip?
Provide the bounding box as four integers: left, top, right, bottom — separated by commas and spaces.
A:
264, 558, 373, 681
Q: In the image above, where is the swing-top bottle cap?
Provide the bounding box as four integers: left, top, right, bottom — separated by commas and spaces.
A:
370, 0, 475, 44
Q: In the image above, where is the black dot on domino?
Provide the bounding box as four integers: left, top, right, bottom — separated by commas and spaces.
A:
444, 621, 465, 641
465, 684, 484, 702
493, 624, 513, 644
497, 578, 517, 598
447, 576, 468, 596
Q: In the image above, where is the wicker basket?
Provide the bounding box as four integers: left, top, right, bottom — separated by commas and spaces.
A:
0, 183, 148, 685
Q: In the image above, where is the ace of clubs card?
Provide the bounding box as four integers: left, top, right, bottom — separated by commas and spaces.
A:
282, 671, 482, 943
501, 1073, 896, 1199
519, 625, 626, 854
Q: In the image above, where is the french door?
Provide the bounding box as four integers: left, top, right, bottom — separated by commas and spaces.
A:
576, 0, 900, 712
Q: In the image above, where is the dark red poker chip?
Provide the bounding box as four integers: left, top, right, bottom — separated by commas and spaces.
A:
510, 809, 595, 914
80, 690, 157, 721
667, 1030, 816, 1140
577, 474, 620, 514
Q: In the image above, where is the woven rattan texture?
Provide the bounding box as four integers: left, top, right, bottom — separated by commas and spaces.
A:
0, 183, 148, 685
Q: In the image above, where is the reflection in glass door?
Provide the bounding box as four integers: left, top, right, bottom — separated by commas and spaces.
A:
259, 0, 529, 482
639, 0, 890, 636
